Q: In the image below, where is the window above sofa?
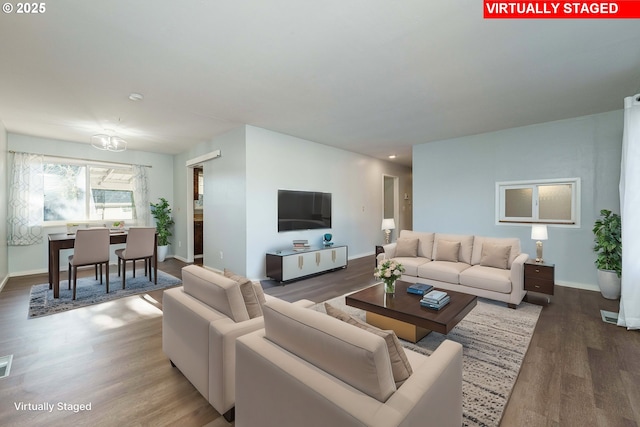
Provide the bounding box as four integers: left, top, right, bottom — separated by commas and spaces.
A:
496, 178, 580, 227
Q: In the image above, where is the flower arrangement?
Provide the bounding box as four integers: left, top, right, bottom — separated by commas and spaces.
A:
374, 259, 405, 293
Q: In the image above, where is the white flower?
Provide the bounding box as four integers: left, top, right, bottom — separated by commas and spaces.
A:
384, 271, 391, 278
393, 269, 400, 276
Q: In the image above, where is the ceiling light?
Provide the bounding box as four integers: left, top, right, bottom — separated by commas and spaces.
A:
388, 155, 397, 159
128, 92, 144, 101
91, 133, 127, 152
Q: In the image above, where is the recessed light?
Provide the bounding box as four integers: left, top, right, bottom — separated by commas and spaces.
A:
388, 155, 397, 159
128, 93, 144, 101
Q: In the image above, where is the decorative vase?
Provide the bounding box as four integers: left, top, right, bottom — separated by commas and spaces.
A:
157, 245, 169, 262
597, 269, 621, 300
384, 279, 396, 294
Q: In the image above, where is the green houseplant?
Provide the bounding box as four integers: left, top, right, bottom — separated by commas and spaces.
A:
592, 209, 621, 299
150, 197, 175, 262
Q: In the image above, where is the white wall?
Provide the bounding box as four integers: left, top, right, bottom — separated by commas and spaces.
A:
7, 133, 174, 275
171, 125, 411, 279
0, 122, 8, 290
413, 110, 622, 290
244, 126, 411, 279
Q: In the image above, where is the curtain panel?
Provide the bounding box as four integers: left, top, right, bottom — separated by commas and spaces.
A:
618, 93, 640, 330
7, 152, 45, 246
132, 165, 151, 226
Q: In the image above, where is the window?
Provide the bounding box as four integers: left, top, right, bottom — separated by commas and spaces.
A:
496, 178, 580, 226
43, 158, 135, 223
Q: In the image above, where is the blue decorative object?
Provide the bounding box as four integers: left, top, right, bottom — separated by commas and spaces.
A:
323, 233, 333, 246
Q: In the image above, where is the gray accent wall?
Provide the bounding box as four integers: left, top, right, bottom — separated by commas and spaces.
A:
413, 110, 623, 290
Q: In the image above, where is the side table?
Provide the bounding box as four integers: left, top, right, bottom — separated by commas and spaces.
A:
524, 259, 555, 303
375, 245, 385, 267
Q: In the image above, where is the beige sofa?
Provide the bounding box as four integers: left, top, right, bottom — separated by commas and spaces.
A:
235, 298, 463, 427
162, 265, 312, 421
378, 230, 528, 308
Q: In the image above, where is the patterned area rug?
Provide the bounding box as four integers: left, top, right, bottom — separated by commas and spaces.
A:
315, 292, 542, 427
28, 270, 182, 318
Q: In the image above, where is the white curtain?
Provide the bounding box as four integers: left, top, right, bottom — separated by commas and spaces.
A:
618, 94, 640, 330
7, 152, 44, 245
132, 165, 151, 226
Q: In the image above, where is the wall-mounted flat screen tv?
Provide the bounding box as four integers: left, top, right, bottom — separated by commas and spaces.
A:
278, 190, 332, 232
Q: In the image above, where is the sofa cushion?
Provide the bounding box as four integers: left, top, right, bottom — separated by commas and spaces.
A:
224, 269, 263, 319
479, 244, 511, 270
324, 303, 413, 387
417, 261, 471, 284
391, 256, 430, 276
263, 299, 396, 402
399, 230, 435, 259
395, 238, 419, 257
435, 240, 461, 262
181, 265, 250, 322
459, 265, 512, 293
471, 236, 521, 268
433, 233, 474, 264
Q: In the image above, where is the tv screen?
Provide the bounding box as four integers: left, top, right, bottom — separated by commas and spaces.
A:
278, 190, 332, 232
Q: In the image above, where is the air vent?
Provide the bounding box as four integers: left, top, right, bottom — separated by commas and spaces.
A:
600, 310, 618, 325
0, 355, 13, 379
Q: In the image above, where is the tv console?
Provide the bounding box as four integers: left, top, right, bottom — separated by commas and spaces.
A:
266, 245, 348, 283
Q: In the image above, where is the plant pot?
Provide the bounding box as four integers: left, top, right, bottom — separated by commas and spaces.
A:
597, 269, 621, 300
157, 245, 169, 262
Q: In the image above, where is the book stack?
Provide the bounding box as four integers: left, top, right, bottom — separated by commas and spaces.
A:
420, 290, 450, 310
407, 283, 434, 296
292, 239, 310, 251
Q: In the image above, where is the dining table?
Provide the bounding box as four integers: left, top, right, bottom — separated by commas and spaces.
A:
48, 231, 157, 299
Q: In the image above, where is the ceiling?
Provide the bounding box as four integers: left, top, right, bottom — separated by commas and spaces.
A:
1, 1, 639, 166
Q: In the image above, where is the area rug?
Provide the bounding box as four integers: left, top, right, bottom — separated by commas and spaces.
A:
28, 270, 182, 318
314, 293, 542, 427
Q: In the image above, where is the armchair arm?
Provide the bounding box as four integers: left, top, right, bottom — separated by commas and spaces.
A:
509, 252, 529, 305
208, 315, 266, 414
377, 243, 397, 262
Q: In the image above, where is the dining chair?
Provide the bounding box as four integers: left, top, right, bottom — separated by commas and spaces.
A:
68, 227, 111, 300
116, 227, 156, 289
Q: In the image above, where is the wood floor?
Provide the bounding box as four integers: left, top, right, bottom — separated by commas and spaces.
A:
0, 256, 638, 427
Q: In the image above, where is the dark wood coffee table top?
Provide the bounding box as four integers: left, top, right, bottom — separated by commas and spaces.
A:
345, 280, 477, 335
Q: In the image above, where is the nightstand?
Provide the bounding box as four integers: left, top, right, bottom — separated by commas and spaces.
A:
524, 259, 555, 302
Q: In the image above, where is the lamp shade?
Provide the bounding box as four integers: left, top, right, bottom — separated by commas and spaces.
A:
531, 224, 548, 240
381, 218, 396, 230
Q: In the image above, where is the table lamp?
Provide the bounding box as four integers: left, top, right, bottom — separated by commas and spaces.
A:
381, 218, 396, 244
531, 224, 548, 263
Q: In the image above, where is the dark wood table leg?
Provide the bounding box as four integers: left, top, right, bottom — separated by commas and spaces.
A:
154, 234, 158, 284
52, 242, 61, 298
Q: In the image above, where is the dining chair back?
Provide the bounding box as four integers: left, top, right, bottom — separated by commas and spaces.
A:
116, 227, 156, 289
68, 227, 111, 300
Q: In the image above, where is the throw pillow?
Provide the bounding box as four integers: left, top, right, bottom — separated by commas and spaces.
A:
395, 238, 419, 257
224, 269, 263, 319
479, 243, 511, 269
435, 240, 461, 262
324, 303, 413, 386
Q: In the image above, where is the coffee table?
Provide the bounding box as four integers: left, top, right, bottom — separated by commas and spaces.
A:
345, 280, 477, 343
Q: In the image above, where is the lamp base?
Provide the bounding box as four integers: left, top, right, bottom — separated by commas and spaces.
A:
535, 241, 543, 263
384, 230, 391, 244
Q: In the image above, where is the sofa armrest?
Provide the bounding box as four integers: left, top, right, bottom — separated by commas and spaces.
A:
208, 315, 266, 414
378, 242, 397, 262
386, 340, 463, 427
510, 253, 528, 291
162, 287, 227, 400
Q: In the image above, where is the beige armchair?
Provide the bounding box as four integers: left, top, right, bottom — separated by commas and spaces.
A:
235, 299, 464, 427
162, 265, 312, 422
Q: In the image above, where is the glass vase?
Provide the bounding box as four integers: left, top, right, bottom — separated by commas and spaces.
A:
384, 279, 396, 294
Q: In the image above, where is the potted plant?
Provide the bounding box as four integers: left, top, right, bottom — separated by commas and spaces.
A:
150, 197, 175, 262
593, 209, 622, 299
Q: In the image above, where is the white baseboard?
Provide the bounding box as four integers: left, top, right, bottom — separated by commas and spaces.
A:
0, 275, 8, 293
555, 280, 600, 293
172, 255, 191, 263
9, 268, 48, 277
